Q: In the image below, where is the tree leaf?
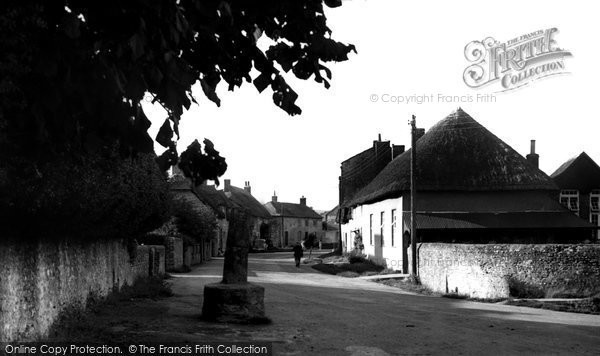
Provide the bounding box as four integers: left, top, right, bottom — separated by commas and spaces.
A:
156, 118, 173, 148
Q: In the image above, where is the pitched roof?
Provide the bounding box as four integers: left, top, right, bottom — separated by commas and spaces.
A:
226, 186, 271, 219
340, 141, 392, 205
551, 152, 600, 191
408, 211, 592, 230
324, 205, 339, 218
265, 201, 322, 219
399, 192, 593, 230
193, 184, 237, 218
348, 108, 557, 206
169, 176, 192, 191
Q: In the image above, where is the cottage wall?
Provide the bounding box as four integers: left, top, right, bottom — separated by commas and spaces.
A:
0, 239, 158, 342
271, 217, 322, 247
341, 197, 406, 271
418, 243, 600, 299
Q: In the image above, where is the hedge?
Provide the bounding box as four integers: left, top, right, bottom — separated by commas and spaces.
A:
0, 151, 171, 241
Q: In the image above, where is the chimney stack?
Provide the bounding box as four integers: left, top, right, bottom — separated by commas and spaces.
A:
526, 139, 539, 169
378, 133, 382, 141
415, 128, 425, 141
300, 196, 306, 206
244, 181, 251, 194
392, 144, 405, 159
224, 179, 231, 192
272, 191, 278, 203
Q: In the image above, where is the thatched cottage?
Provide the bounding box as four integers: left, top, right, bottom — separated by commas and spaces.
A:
340, 108, 593, 271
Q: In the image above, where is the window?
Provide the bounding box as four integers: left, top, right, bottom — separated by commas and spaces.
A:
369, 214, 373, 245
380, 211, 385, 247
297, 231, 302, 242
591, 213, 599, 226
590, 190, 600, 212
305, 219, 309, 227
391, 209, 397, 247
284, 231, 289, 246
560, 190, 579, 215
344, 233, 348, 250
313, 220, 318, 227
305, 231, 308, 240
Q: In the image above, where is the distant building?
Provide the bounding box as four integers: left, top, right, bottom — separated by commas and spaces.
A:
222, 180, 272, 246
551, 152, 600, 239
341, 109, 593, 271
322, 205, 340, 247
339, 135, 405, 225
264, 193, 323, 247
169, 177, 216, 261
194, 184, 237, 254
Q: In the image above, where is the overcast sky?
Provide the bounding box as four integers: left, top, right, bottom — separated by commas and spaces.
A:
144, 0, 599, 212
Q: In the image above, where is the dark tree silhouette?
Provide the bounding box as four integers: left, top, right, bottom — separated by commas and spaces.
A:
0, 1, 356, 175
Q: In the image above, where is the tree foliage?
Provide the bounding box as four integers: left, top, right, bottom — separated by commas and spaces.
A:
171, 197, 218, 245
0, 1, 355, 169
0, 151, 171, 240
178, 139, 227, 186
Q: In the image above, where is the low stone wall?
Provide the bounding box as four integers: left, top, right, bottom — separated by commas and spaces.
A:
184, 244, 202, 268
143, 245, 166, 277
165, 237, 183, 272
0, 239, 158, 342
418, 243, 600, 299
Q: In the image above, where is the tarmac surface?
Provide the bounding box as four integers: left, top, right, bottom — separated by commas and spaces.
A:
68, 252, 600, 355
165, 252, 600, 355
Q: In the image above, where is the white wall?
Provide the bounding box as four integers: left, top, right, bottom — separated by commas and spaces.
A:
341, 197, 406, 271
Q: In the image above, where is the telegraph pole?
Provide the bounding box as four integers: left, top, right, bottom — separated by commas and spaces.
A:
410, 115, 418, 279
337, 175, 343, 254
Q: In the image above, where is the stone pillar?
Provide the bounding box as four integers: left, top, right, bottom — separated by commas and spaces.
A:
202, 212, 269, 323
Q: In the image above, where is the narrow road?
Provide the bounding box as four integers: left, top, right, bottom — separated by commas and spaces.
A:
67, 252, 600, 355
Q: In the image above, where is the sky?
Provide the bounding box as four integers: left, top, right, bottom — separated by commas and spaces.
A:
144, 0, 599, 212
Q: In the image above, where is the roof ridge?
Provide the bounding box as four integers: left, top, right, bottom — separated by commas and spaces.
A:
346, 109, 557, 207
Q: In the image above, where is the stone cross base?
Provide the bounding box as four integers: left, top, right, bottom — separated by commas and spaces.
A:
202, 282, 269, 324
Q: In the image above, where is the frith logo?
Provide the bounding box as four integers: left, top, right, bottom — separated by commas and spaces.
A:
463, 28, 572, 92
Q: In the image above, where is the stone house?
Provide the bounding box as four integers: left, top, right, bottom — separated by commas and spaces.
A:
169, 178, 216, 262
340, 108, 593, 271
264, 193, 323, 247
322, 205, 340, 247
222, 180, 271, 247
193, 183, 236, 255
551, 152, 600, 240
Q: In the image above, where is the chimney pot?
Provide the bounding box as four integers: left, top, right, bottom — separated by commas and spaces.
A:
272, 191, 278, 203
224, 179, 231, 192
526, 139, 539, 169
378, 133, 382, 141
300, 196, 307, 206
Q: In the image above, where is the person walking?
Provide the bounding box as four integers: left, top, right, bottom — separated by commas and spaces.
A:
293, 242, 304, 268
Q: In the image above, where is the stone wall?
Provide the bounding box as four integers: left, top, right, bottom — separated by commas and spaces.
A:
418, 243, 600, 299
164, 237, 184, 272
184, 244, 203, 268
0, 239, 158, 342
144, 245, 166, 277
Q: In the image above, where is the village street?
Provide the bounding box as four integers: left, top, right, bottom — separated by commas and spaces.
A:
69, 252, 600, 355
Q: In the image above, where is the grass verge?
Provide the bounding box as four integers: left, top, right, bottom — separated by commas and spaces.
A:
506, 296, 600, 315
311, 261, 383, 277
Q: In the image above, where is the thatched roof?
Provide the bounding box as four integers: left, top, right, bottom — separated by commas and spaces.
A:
349, 108, 557, 206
